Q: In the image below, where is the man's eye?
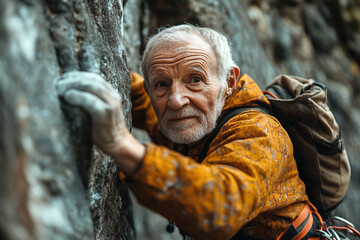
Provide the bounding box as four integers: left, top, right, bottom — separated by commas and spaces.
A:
155, 81, 168, 88
191, 77, 201, 84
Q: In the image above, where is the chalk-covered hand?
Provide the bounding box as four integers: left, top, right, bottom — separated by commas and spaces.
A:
56, 71, 145, 175
56, 71, 125, 153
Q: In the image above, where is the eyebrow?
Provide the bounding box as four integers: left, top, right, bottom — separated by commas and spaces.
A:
150, 73, 162, 82
188, 66, 207, 76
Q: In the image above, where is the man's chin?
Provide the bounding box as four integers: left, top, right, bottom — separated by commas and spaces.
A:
165, 130, 206, 145
170, 137, 199, 145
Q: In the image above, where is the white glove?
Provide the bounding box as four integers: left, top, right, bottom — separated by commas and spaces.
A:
56, 71, 127, 156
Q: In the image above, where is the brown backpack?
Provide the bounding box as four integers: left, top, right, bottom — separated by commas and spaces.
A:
199, 74, 351, 216
264, 75, 351, 215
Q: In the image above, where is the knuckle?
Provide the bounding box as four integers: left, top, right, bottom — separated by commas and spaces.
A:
92, 102, 106, 117
113, 92, 121, 101
103, 105, 113, 118
62, 70, 82, 78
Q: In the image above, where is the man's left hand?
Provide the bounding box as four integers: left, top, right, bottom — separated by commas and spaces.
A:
56, 71, 145, 176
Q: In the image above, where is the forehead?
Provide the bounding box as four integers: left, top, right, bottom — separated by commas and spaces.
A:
147, 35, 216, 72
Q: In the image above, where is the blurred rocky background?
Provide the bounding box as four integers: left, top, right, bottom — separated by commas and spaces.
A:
1, 0, 359, 239
124, 0, 360, 238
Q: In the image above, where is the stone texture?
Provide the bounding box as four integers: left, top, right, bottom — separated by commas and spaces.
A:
0, 0, 134, 239
302, 4, 338, 54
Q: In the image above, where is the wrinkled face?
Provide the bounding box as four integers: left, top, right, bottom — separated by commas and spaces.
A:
146, 36, 227, 144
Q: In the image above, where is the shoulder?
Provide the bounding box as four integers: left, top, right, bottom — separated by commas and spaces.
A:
205, 110, 293, 164
204, 109, 295, 179
219, 109, 285, 141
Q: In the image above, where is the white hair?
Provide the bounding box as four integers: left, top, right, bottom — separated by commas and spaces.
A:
141, 24, 238, 87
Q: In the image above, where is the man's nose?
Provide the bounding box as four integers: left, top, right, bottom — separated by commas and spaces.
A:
167, 84, 190, 110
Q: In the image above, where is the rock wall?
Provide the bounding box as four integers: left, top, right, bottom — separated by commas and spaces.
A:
124, 0, 360, 237
0, 0, 134, 239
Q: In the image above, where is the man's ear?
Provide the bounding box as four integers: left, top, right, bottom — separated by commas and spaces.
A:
226, 66, 240, 97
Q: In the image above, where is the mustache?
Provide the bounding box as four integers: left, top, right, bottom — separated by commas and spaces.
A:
163, 107, 202, 120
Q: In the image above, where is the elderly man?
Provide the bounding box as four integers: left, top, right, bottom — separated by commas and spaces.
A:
57, 25, 309, 239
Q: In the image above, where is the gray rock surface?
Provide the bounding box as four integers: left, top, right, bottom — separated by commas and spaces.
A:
0, 0, 134, 239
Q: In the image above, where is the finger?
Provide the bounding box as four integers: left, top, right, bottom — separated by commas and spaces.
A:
57, 78, 105, 96
60, 71, 101, 81
57, 76, 119, 103
63, 89, 108, 119
60, 71, 115, 92
57, 71, 110, 93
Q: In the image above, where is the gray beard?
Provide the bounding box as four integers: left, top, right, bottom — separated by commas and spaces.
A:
160, 92, 226, 145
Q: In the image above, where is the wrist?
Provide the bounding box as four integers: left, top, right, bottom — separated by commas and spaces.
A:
109, 132, 146, 176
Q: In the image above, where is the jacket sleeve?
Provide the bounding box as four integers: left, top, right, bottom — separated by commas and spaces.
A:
121, 111, 306, 240
130, 71, 171, 147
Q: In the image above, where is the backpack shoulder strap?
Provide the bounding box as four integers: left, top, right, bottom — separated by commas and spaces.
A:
198, 106, 272, 163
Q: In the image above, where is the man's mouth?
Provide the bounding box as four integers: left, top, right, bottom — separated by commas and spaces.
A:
169, 116, 197, 122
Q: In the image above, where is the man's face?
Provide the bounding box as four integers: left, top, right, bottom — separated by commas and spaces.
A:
146, 35, 227, 144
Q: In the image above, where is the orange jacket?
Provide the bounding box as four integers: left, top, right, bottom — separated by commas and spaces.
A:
123, 72, 308, 240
